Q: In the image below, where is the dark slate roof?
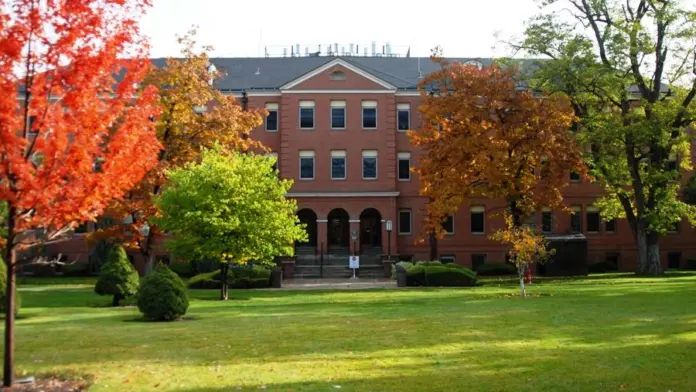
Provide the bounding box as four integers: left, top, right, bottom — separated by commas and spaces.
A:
148, 56, 539, 92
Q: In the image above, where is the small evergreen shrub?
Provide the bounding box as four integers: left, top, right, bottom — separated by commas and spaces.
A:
475, 263, 518, 276
94, 245, 140, 306
0, 257, 20, 315
187, 265, 271, 289
137, 265, 189, 321
424, 265, 477, 287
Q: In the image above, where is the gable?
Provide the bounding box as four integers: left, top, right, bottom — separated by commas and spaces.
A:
281, 59, 396, 91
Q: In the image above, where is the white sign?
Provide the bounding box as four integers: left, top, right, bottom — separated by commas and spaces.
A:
349, 256, 360, 269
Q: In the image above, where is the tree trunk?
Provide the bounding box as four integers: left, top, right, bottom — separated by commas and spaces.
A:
112, 294, 121, 307
220, 262, 229, 301
518, 264, 526, 298
3, 209, 16, 387
635, 223, 663, 276
143, 252, 155, 275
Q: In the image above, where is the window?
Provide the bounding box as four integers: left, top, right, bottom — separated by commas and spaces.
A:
265, 103, 278, 131
605, 218, 616, 233
299, 100, 314, 129
470, 206, 485, 234
605, 253, 620, 271
571, 205, 582, 232
93, 157, 105, 173
299, 150, 315, 180
330, 100, 346, 129
397, 103, 410, 131
398, 152, 411, 181
440, 255, 456, 264
570, 171, 580, 182
362, 150, 378, 179
398, 210, 412, 235
74, 223, 89, 233
586, 206, 600, 233
331, 150, 346, 180
442, 215, 454, 235
266, 152, 278, 172
542, 208, 552, 233
667, 153, 678, 171
471, 254, 487, 271
28, 115, 38, 137
156, 255, 171, 266
362, 100, 377, 129
329, 71, 346, 80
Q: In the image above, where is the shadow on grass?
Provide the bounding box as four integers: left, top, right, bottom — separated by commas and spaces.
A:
122, 315, 200, 323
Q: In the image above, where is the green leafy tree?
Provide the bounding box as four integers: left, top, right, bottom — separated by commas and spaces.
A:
0, 257, 19, 316
155, 147, 307, 300
137, 264, 188, 321
514, 0, 696, 275
94, 245, 140, 306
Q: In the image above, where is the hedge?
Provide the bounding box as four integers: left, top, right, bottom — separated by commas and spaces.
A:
188, 265, 271, 289
475, 263, 518, 276
406, 263, 477, 287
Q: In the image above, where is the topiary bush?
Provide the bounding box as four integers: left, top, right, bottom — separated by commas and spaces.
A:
187, 265, 271, 290
475, 262, 518, 276
94, 245, 140, 306
137, 264, 189, 321
424, 265, 477, 287
0, 257, 20, 316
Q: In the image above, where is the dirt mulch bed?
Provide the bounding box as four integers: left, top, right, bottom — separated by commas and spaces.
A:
2, 377, 90, 391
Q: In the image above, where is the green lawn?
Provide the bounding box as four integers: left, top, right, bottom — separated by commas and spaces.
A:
6, 273, 696, 392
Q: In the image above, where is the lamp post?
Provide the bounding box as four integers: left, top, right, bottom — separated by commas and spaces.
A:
385, 220, 393, 261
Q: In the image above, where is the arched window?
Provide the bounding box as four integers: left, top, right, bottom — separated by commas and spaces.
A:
330, 71, 346, 80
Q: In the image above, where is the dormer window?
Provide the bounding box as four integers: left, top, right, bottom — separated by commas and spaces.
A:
463, 60, 483, 70
330, 71, 346, 81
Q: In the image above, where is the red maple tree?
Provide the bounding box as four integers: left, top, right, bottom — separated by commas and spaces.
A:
0, 0, 159, 386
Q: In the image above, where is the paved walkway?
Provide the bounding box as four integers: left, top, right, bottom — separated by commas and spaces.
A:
280, 278, 397, 290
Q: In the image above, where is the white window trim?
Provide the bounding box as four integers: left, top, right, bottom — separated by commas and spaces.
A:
398, 210, 412, 235
330, 106, 346, 130
470, 206, 485, 235
398, 152, 411, 181
299, 104, 315, 130
265, 103, 279, 132
299, 151, 315, 180
331, 151, 347, 180
362, 101, 378, 130
362, 151, 378, 180
397, 104, 410, 132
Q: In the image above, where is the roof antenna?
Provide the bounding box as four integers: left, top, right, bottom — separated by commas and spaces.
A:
255, 67, 260, 75
417, 56, 423, 79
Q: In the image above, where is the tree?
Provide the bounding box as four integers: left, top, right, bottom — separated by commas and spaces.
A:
410, 53, 587, 235
96, 28, 265, 274
137, 264, 188, 321
490, 214, 555, 297
0, 256, 20, 316
0, 0, 160, 386
94, 245, 140, 306
154, 147, 307, 300
515, 0, 696, 275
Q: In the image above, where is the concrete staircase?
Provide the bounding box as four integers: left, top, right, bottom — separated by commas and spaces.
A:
293, 245, 385, 279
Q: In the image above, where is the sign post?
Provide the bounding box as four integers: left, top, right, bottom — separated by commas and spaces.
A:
349, 255, 360, 279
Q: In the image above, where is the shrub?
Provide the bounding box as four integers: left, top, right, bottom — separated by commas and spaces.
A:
687, 258, 696, 271
475, 263, 518, 276
94, 245, 140, 306
62, 262, 90, 277
0, 257, 20, 315
588, 261, 619, 274
424, 265, 477, 287
137, 265, 189, 321
406, 265, 427, 286
391, 261, 414, 279
187, 265, 271, 289
169, 261, 195, 278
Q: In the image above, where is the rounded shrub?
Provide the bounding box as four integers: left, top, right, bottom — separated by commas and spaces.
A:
475, 262, 518, 276
0, 257, 20, 316
137, 265, 189, 321
94, 245, 140, 306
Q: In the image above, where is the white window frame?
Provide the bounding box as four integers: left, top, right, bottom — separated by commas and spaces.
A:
330, 100, 346, 130
265, 103, 279, 132
299, 100, 315, 130
362, 150, 378, 180
299, 150, 315, 180
397, 103, 410, 132
362, 100, 378, 130
330, 150, 346, 180
470, 206, 485, 234
398, 152, 411, 181
398, 209, 412, 235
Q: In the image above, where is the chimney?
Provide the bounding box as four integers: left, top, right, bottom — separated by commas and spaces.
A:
334, 43, 339, 55
349, 43, 354, 54
291, 45, 294, 57
341, 46, 345, 55
241, 91, 248, 111
364, 47, 368, 56
386, 42, 392, 56
371, 41, 376, 56
295, 44, 300, 57
283, 47, 287, 57
305, 47, 309, 56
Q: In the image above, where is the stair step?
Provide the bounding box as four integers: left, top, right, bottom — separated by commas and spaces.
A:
293, 265, 385, 279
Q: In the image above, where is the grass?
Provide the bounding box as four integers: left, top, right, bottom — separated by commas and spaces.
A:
5, 273, 696, 392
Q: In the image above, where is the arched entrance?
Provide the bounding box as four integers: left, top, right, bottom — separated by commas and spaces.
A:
327, 208, 350, 250
296, 209, 318, 248
360, 208, 382, 250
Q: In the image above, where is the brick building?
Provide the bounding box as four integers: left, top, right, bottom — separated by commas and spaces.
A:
43, 52, 696, 276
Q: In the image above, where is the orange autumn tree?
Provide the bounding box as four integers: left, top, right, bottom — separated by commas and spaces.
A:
410, 53, 587, 293
95, 29, 265, 273
0, 0, 160, 386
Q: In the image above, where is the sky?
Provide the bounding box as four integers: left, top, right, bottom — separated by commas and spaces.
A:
140, 0, 543, 59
